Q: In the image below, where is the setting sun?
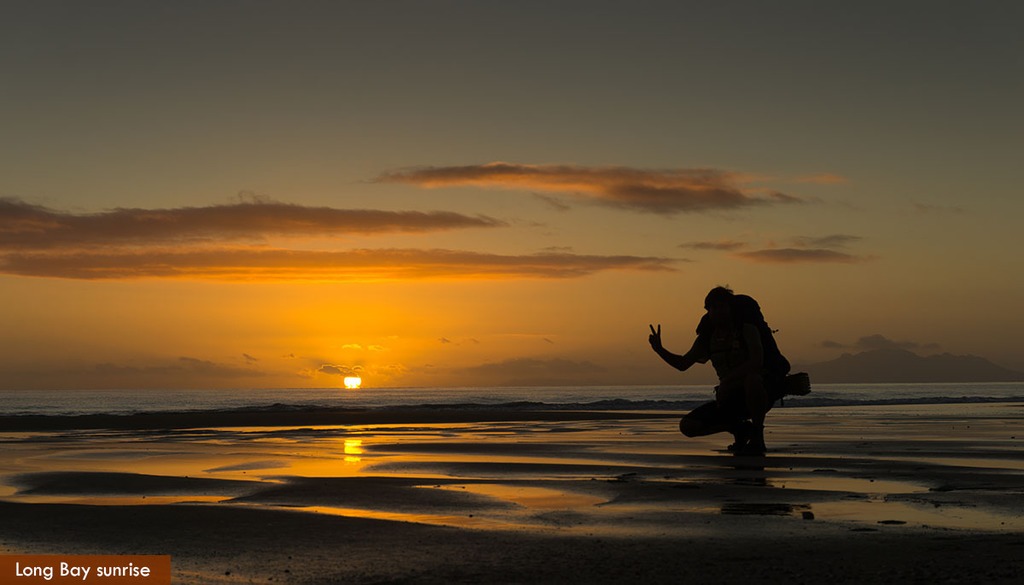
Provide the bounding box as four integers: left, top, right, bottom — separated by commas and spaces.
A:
343, 376, 362, 390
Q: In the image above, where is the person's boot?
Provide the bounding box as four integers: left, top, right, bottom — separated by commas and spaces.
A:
727, 420, 754, 452
734, 424, 767, 456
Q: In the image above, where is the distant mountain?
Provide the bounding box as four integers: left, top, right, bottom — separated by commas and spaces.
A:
800, 348, 1024, 383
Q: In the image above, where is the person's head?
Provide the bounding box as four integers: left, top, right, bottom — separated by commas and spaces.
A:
704, 286, 734, 324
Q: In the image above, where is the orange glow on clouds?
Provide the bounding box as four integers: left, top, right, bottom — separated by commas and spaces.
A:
375, 162, 805, 214
0, 198, 676, 282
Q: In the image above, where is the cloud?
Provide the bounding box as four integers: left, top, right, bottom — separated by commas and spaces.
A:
436, 337, 481, 347
318, 364, 363, 376
912, 202, 966, 215
308, 362, 405, 384
680, 240, 748, 251
733, 233, 870, 264
677, 232, 869, 264
734, 248, 865, 264
533, 193, 573, 211
376, 162, 805, 215
790, 234, 862, 249
0, 248, 677, 281
1, 197, 678, 281
370, 363, 408, 379
0, 356, 269, 390
89, 356, 259, 378
0, 198, 505, 250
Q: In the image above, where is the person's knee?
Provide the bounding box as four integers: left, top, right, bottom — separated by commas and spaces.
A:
679, 416, 703, 437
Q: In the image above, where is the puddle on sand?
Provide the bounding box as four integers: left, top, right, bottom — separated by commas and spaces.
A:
267, 504, 535, 531
721, 502, 812, 516
245, 485, 611, 533
772, 475, 928, 495
2, 495, 228, 506
809, 498, 1024, 531
710, 495, 1024, 531
423, 483, 607, 510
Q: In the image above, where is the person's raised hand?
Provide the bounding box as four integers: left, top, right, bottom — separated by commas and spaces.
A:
648, 324, 663, 351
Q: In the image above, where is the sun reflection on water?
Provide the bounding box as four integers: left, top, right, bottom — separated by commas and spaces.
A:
343, 439, 363, 463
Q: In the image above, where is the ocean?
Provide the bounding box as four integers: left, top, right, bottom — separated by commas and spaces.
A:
1, 382, 1023, 417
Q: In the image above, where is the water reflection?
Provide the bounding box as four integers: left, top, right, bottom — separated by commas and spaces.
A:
429, 483, 606, 510
343, 439, 363, 463
721, 502, 811, 516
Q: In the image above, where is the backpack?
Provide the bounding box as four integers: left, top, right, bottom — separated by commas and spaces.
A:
729, 294, 791, 379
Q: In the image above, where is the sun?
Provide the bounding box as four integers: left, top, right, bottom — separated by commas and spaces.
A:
343, 376, 362, 390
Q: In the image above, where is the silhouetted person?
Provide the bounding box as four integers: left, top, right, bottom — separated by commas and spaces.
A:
649, 286, 791, 455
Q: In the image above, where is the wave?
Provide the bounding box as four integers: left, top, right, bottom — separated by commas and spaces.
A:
2, 382, 1022, 428
393, 395, 1024, 410
8, 393, 1024, 422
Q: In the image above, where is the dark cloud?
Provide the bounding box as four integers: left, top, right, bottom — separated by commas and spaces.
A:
767, 191, 804, 204
0, 248, 677, 281
682, 233, 866, 263
734, 248, 864, 264
0, 356, 269, 390
680, 240, 748, 251
0, 198, 505, 250
89, 356, 258, 378
791, 234, 862, 249
533, 193, 573, 211
734, 233, 870, 264
318, 364, 362, 376
377, 162, 804, 215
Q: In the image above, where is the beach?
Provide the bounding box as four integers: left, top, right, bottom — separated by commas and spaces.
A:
2, 402, 1023, 583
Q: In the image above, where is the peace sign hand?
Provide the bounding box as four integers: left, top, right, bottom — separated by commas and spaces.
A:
648, 324, 663, 351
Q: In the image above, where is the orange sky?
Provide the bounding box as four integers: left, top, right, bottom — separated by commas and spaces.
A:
1, 2, 1021, 389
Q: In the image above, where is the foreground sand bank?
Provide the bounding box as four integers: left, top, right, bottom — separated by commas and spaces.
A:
3, 501, 1024, 584
1, 403, 1022, 583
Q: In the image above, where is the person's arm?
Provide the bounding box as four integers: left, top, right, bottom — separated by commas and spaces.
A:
717, 323, 764, 385
648, 324, 702, 372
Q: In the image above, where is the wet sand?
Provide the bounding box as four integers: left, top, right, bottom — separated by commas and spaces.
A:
1, 403, 1023, 583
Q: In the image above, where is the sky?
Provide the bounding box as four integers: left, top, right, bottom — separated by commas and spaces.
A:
1, 1, 1022, 390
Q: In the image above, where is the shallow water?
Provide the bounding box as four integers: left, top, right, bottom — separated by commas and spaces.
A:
2, 383, 1022, 416
1, 403, 1022, 534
